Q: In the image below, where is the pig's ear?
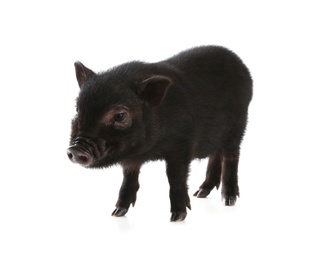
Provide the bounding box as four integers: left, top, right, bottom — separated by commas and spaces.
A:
139, 76, 172, 108
74, 61, 95, 88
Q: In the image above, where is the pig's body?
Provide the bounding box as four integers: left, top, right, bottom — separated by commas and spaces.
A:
68, 46, 252, 221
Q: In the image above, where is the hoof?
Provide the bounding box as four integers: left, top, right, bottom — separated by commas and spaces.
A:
223, 196, 237, 206
193, 188, 211, 198
112, 207, 128, 217
170, 212, 187, 222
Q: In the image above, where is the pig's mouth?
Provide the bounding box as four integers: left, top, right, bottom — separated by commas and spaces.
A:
67, 136, 108, 167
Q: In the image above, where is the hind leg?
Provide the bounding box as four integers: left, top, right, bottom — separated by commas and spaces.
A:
194, 153, 222, 198
221, 148, 240, 206
221, 115, 248, 205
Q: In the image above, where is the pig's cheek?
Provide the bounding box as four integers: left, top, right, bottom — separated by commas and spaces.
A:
106, 141, 123, 156
116, 143, 125, 153
114, 142, 129, 155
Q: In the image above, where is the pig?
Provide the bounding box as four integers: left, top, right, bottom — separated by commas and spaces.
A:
67, 46, 252, 221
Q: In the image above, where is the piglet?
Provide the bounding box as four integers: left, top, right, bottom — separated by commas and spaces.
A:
67, 46, 252, 221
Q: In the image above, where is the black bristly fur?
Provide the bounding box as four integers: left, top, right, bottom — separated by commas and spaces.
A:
67, 46, 253, 222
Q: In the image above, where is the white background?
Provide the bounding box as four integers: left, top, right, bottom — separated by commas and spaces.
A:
1, 0, 327, 259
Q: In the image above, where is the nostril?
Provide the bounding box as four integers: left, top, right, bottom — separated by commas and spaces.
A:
67, 152, 73, 160
78, 154, 89, 163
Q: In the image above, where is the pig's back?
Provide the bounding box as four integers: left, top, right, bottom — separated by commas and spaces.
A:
164, 45, 252, 98
161, 46, 253, 158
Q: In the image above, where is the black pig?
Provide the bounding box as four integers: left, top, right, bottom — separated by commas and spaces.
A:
67, 46, 252, 221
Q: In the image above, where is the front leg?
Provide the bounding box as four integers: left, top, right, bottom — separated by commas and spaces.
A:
165, 156, 191, 222
112, 163, 141, 217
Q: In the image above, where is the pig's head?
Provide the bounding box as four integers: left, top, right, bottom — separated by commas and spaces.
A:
67, 61, 172, 168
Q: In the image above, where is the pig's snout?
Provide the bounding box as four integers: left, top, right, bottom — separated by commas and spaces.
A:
67, 145, 93, 166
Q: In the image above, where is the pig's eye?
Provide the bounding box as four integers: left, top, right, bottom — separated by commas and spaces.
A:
102, 108, 131, 129
114, 112, 126, 122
